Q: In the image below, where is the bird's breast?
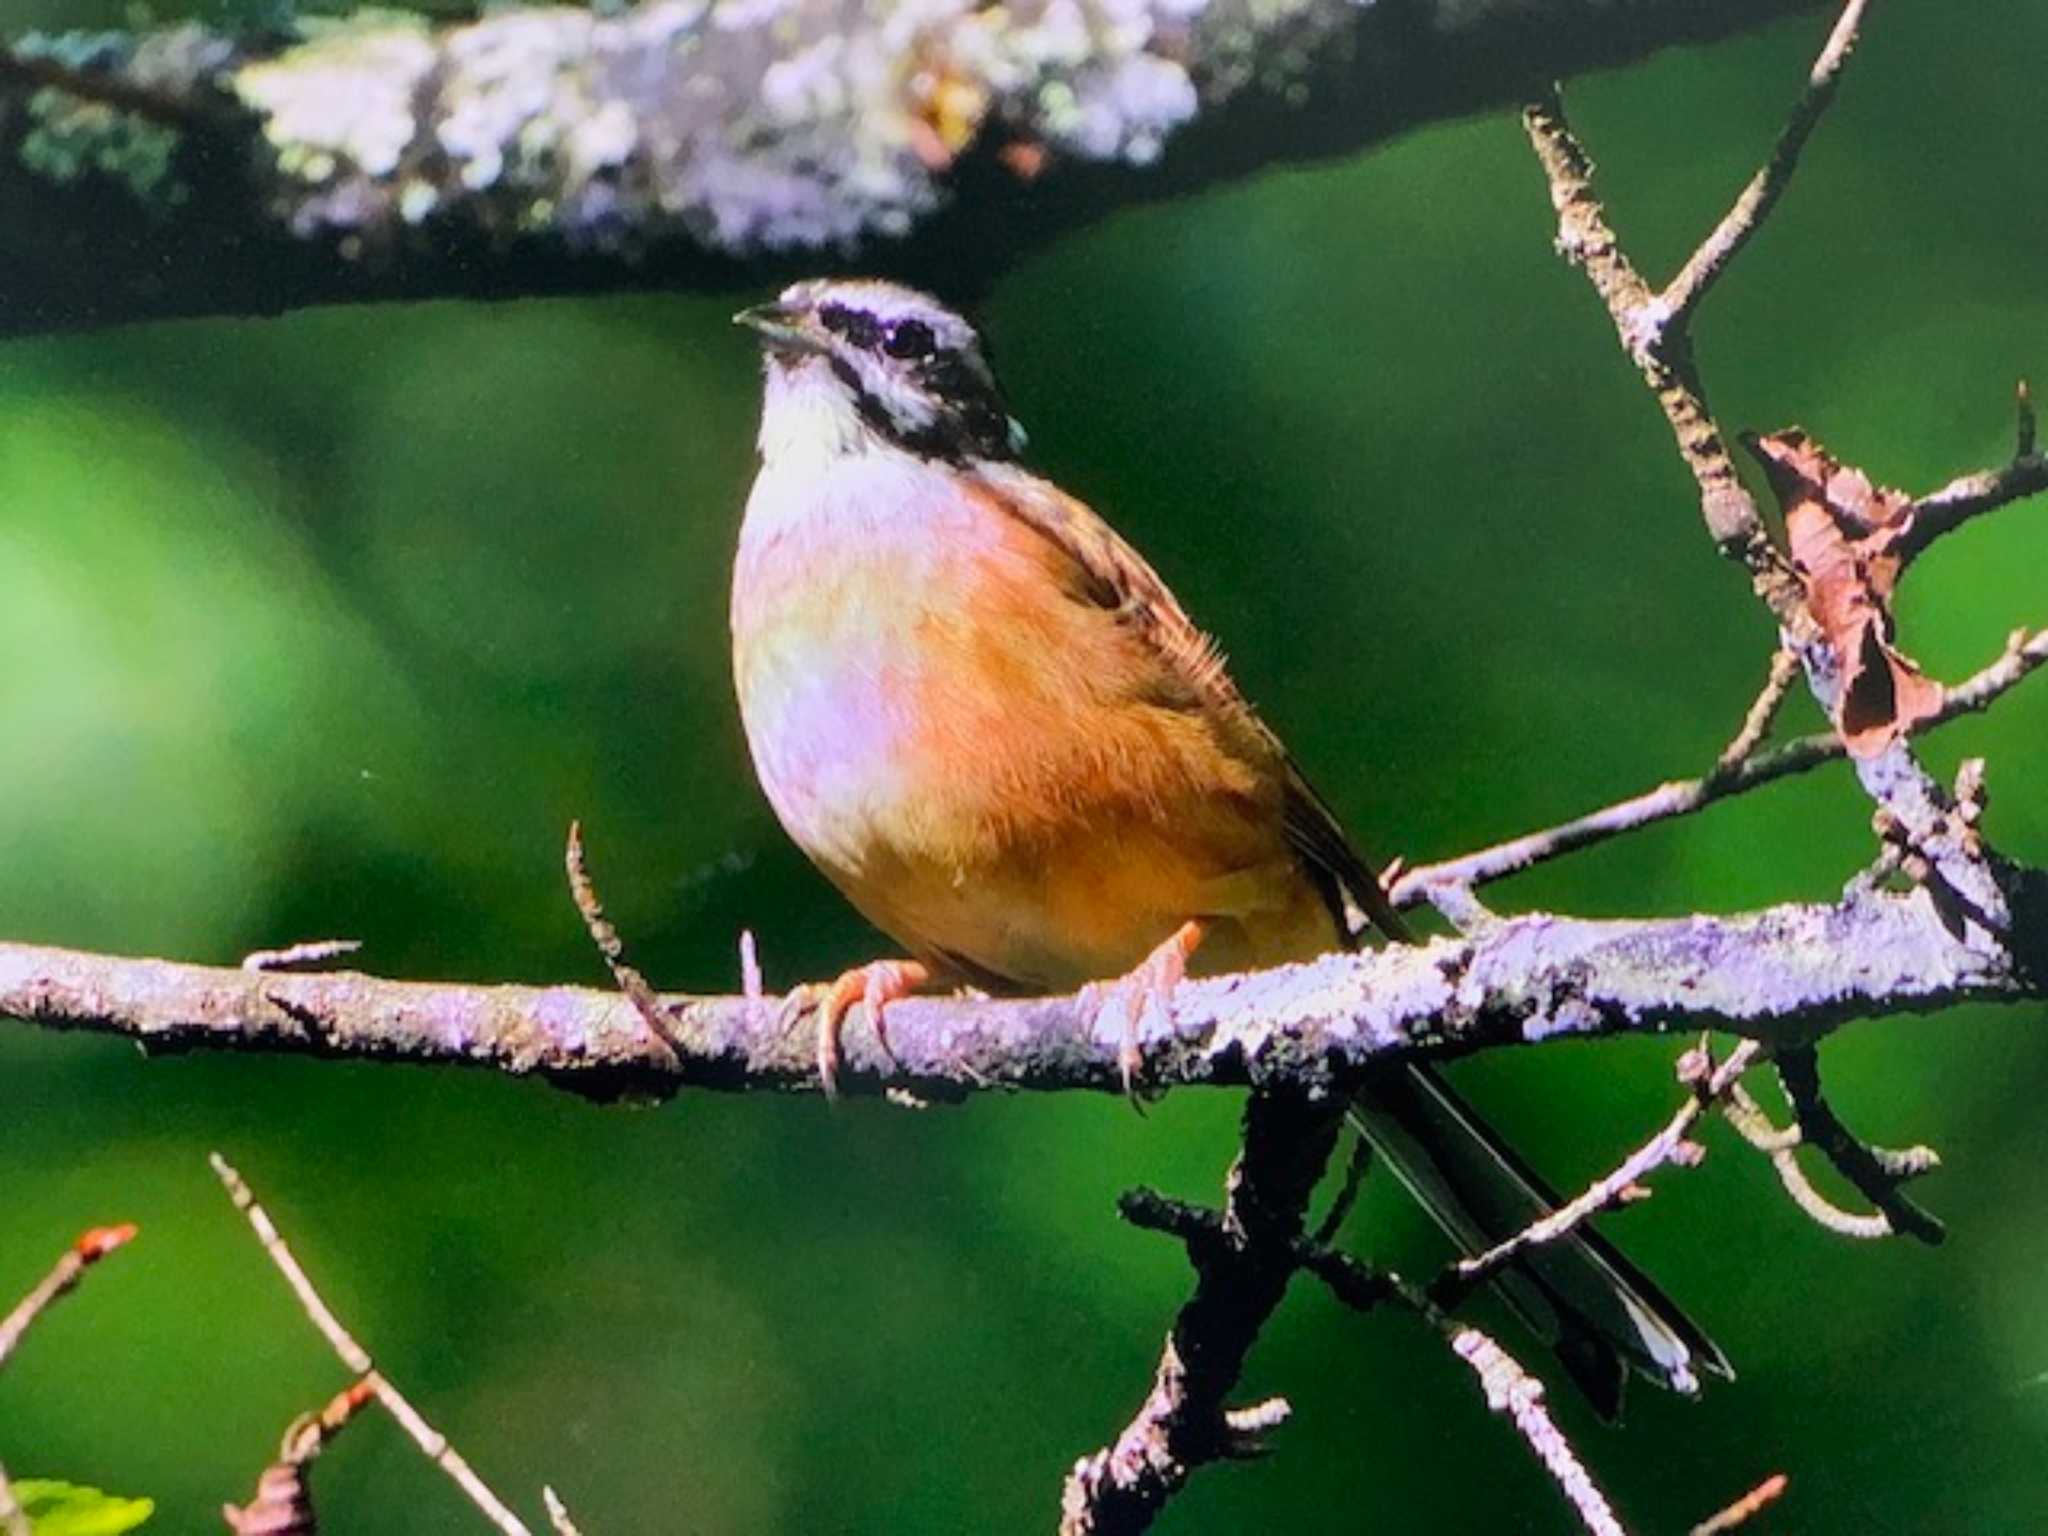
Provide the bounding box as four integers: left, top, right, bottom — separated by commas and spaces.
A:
729, 448, 1320, 987
731, 452, 1009, 874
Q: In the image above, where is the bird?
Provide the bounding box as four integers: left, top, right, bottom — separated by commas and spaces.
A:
730, 276, 1730, 1417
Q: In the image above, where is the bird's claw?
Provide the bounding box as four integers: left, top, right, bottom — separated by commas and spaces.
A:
779, 959, 930, 1098
1085, 920, 1205, 1111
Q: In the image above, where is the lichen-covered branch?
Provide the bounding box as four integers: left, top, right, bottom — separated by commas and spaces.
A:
0, 0, 1828, 336
5, 858, 2043, 1099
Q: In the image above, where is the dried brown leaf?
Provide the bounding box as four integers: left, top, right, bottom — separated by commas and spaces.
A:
1747, 428, 1943, 755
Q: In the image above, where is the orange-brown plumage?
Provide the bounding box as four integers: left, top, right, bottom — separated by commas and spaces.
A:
735, 409, 1354, 993
731, 277, 1726, 1417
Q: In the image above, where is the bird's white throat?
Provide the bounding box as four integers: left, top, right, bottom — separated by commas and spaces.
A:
756, 354, 882, 467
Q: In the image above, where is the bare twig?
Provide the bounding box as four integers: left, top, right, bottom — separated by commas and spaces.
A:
243, 939, 362, 973
1722, 1079, 1924, 1238
0, 1223, 138, 1536
1523, 0, 2034, 949
1450, 1327, 1627, 1536
1391, 625, 2045, 904
543, 1487, 585, 1536
1721, 1080, 1802, 1153
1773, 1048, 1946, 1243
223, 1377, 377, 1535
208, 1153, 537, 1536
1898, 442, 2048, 567
565, 820, 683, 1063
0, 1223, 138, 1370
1443, 1041, 1760, 1301
738, 929, 763, 1005
1521, 85, 1798, 611
1662, 0, 1869, 321
1716, 647, 1802, 771
1690, 1473, 1789, 1535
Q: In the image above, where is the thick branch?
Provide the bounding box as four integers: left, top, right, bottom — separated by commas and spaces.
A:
1060, 1093, 1341, 1533
5, 866, 2042, 1099
0, 0, 1829, 336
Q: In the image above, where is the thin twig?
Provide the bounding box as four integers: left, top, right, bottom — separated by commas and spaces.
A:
1690, 1473, 1789, 1535
1297, 1229, 1630, 1536
0, 1223, 138, 1370
1521, 85, 1797, 608
1525, 0, 2031, 951
243, 939, 362, 973
1722, 1081, 1802, 1153
565, 820, 683, 1062
1716, 647, 1802, 771
1445, 1041, 1760, 1300
1773, 1049, 1946, 1243
543, 1487, 585, 1536
1449, 1327, 1628, 1536
1724, 1079, 1899, 1237
208, 1153, 537, 1536
738, 928, 763, 1004
1662, 0, 1870, 321
1392, 625, 2045, 904
223, 1377, 378, 1535
1900, 453, 2048, 565
0, 1225, 138, 1536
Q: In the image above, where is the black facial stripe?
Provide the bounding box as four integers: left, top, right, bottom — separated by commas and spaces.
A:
819, 302, 882, 349
825, 348, 1020, 466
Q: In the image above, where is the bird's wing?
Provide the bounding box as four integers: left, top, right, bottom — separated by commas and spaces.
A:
970, 463, 1406, 944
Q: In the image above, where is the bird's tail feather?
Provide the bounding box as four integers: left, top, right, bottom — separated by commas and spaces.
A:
1347, 1063, 1732, 1420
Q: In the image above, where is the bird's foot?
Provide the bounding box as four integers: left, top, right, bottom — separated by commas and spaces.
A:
779, 959, 931, 1099
1084, 920, 1206, 1108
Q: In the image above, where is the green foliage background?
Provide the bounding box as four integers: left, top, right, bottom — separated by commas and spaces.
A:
3, 3, 2047, 1529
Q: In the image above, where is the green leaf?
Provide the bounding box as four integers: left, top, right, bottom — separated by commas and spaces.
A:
13, 1481, 155, 1535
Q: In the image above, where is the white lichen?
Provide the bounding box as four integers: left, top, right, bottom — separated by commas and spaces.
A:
235, 20, 435, 181
218, 0, 1364, 253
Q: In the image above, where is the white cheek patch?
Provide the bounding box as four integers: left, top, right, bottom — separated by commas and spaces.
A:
847, 352, 937, 437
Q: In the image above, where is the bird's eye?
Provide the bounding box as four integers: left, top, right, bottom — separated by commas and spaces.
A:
884, 320, 936, 360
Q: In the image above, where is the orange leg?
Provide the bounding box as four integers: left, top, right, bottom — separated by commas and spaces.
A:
1085, 919, 1206, 1104
781, 959, 932, 1098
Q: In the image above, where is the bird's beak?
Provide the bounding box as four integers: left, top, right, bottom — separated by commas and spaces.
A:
733, 301, 823, 355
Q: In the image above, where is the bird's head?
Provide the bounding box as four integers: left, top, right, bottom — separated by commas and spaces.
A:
735, 278, 1026, 466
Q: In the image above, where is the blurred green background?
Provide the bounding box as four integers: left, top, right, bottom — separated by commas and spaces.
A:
4, 2, 2047, 1530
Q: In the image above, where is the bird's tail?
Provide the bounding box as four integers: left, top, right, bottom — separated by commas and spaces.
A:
1347, 1063, 1732, 1419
